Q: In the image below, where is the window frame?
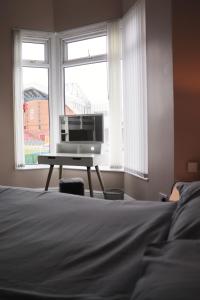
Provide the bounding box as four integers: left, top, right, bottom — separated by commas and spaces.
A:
58, 24, 110, 166
63, 34, 107, 67
13, 29, 60, 167
59, 23, 107, 66
58, 24, 108, 114
22, 38, 49, 66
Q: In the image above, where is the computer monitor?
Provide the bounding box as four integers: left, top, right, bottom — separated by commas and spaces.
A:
59, 114, 104, 144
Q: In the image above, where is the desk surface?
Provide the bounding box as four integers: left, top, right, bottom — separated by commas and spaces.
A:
38, 153, 101, 167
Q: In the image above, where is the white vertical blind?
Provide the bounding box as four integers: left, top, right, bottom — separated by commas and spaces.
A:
13, 29, 25, 167
122, 0, 148, 177
107, 20, 123, 168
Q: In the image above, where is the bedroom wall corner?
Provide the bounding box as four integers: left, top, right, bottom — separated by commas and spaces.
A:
122, 0, 137, 14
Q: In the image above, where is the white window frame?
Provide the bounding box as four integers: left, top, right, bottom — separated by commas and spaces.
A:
62, 35, 107, 67
58, 24, 110, 167
22, 38, 49, 66
60, 24, 107, 65
59, 22, 124, 169
13, 29, 60, 168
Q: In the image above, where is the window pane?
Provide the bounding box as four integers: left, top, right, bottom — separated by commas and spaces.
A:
67, 36, 106, 60
22, 67, 49, 165
64, 62, 109, 165
22, 42, 45, 61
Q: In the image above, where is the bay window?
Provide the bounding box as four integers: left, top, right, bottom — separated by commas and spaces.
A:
13, 24, 113, 168
14, 1, 148, 177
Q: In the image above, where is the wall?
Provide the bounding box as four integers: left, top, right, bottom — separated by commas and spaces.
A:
122, 0, 137, 13
173, 0, 200, 181
53, 0, 122, 31
123, 0, 174, 200
0, 0, 124, 191
0, 0, 175, 199
0, 0, 54, 187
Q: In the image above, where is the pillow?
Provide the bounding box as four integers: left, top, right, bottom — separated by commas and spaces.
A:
168, 181, 200, 240
131, 240, 200, 300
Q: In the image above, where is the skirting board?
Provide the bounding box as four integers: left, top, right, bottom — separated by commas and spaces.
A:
48, 187, 135, 201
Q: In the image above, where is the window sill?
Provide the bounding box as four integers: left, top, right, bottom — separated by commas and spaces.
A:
16, 165, 148, 179
16, 164, 124, 173
125, 170, 149, 181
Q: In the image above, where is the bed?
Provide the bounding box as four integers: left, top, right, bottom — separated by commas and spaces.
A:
0, 182, 200, 300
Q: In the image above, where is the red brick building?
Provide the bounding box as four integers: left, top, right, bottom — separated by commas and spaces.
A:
23, 88, 49, 143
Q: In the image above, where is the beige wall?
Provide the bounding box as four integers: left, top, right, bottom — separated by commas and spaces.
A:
0, 0, 54, 187
0, 0, 124, 190
123, 0, 174, 200
173, 0, 200, 181
54, 0, 122, 31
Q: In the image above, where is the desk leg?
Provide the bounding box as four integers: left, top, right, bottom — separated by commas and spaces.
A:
95, 165, 105, 192
87, 166, 93, 197
45, 165, 54, 191
59, 165, 63, 179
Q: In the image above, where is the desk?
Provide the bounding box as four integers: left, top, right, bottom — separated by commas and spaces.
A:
38, 153, 105, 197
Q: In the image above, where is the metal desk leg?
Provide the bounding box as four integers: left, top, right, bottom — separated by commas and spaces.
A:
45, 164, 54, 191
59, 165, 63, 179
95, 165, 105, 192
87, 166, 93, 197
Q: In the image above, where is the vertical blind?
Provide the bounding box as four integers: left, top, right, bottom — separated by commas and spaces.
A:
107, 21, 123, 168
13, 29, 25, 167
122, 0, 148, 177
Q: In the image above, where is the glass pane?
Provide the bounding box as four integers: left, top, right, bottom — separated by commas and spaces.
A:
64, 62, 109, 165
22, 67, 49, 165
22, 42, 45, 61
67, 36, 106, 60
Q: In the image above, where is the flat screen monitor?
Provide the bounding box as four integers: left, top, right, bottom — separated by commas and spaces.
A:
59, 114, 104, 144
